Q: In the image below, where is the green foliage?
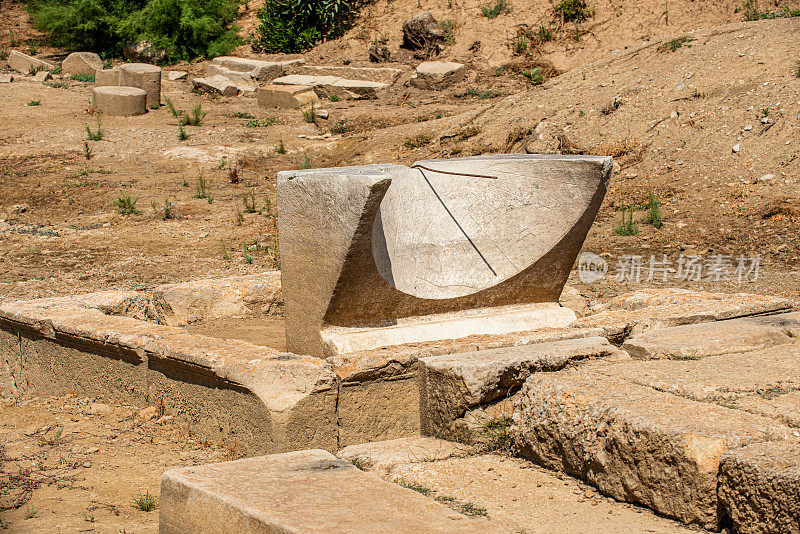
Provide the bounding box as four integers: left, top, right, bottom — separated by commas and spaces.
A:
251, 0, 354, 53
83, 141, 93, 159
194, 172, 210, 198
657, 36, 694, 52
404, 134, 431, 148
242, 189, 258, 213
85, 117, 103, 140
24, 505, 39, 519
302, 104, 317, 123
180, 102, 206, 126
243, 246, 253, 263
152, 198, 173, 219
300, 151, 312, 168
231, 111, 255, 118
741, 0, 800, 20
613, 206, 639, 236
440, 18, 455, 44
131, 491, 158, 511
27, 0, 241, 62
177, 123, 189, 140
28, 64, 45, 75
522, 66, 545, 85
113, 193, 140, 214
553, 0, 593, 22
44, 79, 70, 88
464, 86, 499, 99
275, 139, 286, 154
480, 0, 511, 18
164, 95, 181, 118
245, 117, 277, 127
642, 190, 663, 228
329, 94, 341, 102
27, 100, 41, 106
795, 59, 800, 78
70, 73, 95, 82
329, 119, 349, 134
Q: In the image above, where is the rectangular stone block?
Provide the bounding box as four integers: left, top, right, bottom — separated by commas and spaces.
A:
291, 65, 404, 85
94, 67, 120, 87
420, 336, 622, 436
257, 84, 319, 109
337, 376, 420, 447
621, 312, 800, 359
7, 50, 55, 73
272, 74, 388, 99
718, 440, 800, 534
160, 449, 504, 533
210, 56, 304, 82
512, 370, 793, 530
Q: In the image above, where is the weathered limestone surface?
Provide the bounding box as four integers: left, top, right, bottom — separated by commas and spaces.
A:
211, 56, 304, 81
736, 390, 800, 427
204, 63, 256, 92
273, 74, 388, 99
92, 86, 147, 116
192, 75, 238, 96
166, 70, 187, 81
621, 312, 800, 359
33, 70, 51, 82
292, 65, 404, 85
574, 288, 795, 340
278, 155, 611, 357
62, 52, 103, 76
160, 450, 504, 533
718, 440, 800, 534
0, 289, 339, 455
257, 84, 319, 109
337, 436, 471, 474
7, 50, 55, 73
511, 370, 793, 530
410, 61, 466, 90
591, 343, 800, 407
419, 336, 622, 436
338, 376, 421, 447
118, 63, 161, 108
0, 74, 12, 83
94, 67, 120, 86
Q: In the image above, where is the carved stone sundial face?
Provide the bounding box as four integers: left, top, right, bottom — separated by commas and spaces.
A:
372, 155, 610, 300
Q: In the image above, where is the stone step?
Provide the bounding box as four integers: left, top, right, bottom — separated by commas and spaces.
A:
718, 440, 800, 534
290, 64, 404, 85
511, 369, 794, 530
272, 74, 388, 100
419, 336, 623, 437
160, 449, 506, 533
621, 312, 800, 359
210, 56, 304, 81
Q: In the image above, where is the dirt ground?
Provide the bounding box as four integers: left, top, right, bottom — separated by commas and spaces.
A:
1, 0, 800, 530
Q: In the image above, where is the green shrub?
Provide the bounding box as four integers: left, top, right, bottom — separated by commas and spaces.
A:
553, 0, 593, 22
251, 0, 355, 53
26, 0, 241, 62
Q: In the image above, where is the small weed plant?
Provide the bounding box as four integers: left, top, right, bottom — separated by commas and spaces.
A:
131, 491, 158, 512
177, 124, 189, 141
243, 246, 253, 264
404, 134, 431, 148
182, 103, 206, 126
657, 36, 694, 52
245, 117, 277, 127
70, 73, 95, 82
348, 456, 373, 470
85, 117, 103, 140
480, 0, 511, 18
642, 190, 663, 228
83, 141, 93, 159
152, 199, 173, 220
330, 119, 350, 134
300, 151, 312, 168
275, 139, 286, 154
27, 100, 41, 106
613, 206, 639, 236
243, 190, 258, 213
441, 19, 456, 44
302, 104, 317, 124
194, 173, 211, 199
114, 193, 140, 215
553, 0, 593, 22
24, 505, 39, 519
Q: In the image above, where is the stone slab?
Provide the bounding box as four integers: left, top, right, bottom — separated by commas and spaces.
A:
736, 390, 800, 428
7, 50, 55, 73
94, 67, 119, 87
62, 52, 103, 76
622, 312, 800, 359
292, 64, 404, 85
575, 288, 795, 341
205, 63, 256, 92
0, 74, 12, 83
210, 56, 305, 82
322, 302, 577, 357
272, 74, 388, 99
167, 70, 187, 81
718, 440, 800, 534
33, 70, 51, 82
159, 449, 505, 533
192, 74, 238, 96
511, 370, 793, 530
337, 436, 472, 473
410, 61, 466, 90
419, 336, 622, 436
338, 376, 420, 447
257, 84, 319, 109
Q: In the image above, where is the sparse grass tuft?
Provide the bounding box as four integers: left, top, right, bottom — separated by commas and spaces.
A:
243, 190, 258, 213
164, 96, 181, 118
457, 502, 488, 517
28, 64, 44, 76
24, 505, 39, 519
441, 19, 456, 44
181, 103, 206, 126
348, 455, 373, 470
522, 66, 545, 85
397, 479, 433, 496
177, 124, 189, 141
44, 79, 70, 88
85, 117, 103, 141
83, 141, 93, 160
507, 24, 553, 55
464, 86, 499, 99
613, 206, 639, 236
795, 59, 800, 78
152, 199, 173, 220
27, 100, 41, 106
131, 491, 158, 512
642, 189, 663, 228
330, 119, 350, 134
404, 134, 432, 148
113, 193, 140, 215
600, 97, 622, 115
70, 73, 95, 82
38, 426, 64, 445
275, 139, 286, 154
480, 0, 511, 18
194, 173, 211, 199
302, 104, 317, 124
231, 111, 255, 119
300, 151, 312, 168
475, 415, 514, 453
417, 112, 443, 122
245, 117, 277, 127
553, 0, 593, 22
657, 36, 695, 52
243, 246, 253, 264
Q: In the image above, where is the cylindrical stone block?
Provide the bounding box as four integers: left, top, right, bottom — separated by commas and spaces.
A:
118, 63, 161, 108
92, 86, 147, 116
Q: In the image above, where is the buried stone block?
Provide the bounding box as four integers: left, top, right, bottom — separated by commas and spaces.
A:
272, 74, 388, 100
511, 370, 793, 530
7, 50, 55, 73
257, 84, 319, 109
62, 52, 103, 76
192, 75, 238, 96
410, 61, 466, 90
92, 86, 147, 116
419, 336, 623, 436
159, 449, 503, 534
277, 154, 611, 357
118, 63, 161, 108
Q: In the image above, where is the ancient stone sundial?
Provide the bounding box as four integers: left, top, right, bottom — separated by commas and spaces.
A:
278, 154, 612, 357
